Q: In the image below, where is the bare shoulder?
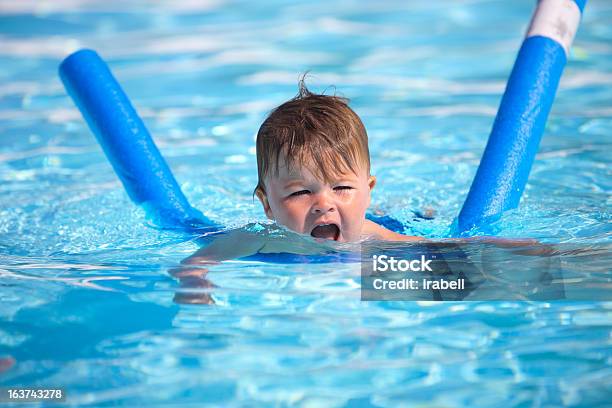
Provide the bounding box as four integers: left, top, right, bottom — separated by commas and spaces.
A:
361, 219, 424, 242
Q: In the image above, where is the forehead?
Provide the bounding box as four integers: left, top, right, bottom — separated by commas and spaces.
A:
269, 154, 366, 182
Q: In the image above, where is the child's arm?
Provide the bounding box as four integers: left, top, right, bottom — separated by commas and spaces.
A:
171, 225, 332, 280
169, 227, 336, 304
363, 220, 546, 253
183, 229, 266, 265
182, 226, 333, 265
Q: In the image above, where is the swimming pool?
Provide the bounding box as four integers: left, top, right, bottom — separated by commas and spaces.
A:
1, 0, 611, 406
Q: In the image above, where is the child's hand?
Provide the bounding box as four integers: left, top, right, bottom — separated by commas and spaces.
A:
169, 265, 211, 278
168, 265, 215, 305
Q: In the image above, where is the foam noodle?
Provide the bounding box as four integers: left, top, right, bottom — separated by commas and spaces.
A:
456, 0, 585, 235
59, 49, 219, 233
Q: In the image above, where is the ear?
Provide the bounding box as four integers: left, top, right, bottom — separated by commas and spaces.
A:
366, 175, 376, 207
255, 187, 274, 219
368, 175, 377, 191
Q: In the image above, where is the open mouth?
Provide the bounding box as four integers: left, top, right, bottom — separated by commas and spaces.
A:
310, 224, 340, 241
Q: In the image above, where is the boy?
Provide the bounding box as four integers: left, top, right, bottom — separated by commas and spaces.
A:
185, 83, 421, 261
171, 82, 421, 302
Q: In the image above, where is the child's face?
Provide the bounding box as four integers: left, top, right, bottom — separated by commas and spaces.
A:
257, 156, 376, 242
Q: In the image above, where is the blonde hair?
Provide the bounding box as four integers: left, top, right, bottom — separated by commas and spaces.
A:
254, 81, 370, 195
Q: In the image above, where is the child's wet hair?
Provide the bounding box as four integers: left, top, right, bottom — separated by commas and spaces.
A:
254, 77, 370, 196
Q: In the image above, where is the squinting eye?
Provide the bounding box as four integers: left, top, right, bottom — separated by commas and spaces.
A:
334, 186, 353, 192
289, 190, 310, 197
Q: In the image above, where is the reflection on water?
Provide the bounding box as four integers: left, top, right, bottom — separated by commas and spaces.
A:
172, 237, 611, 304
1, 238, 611, 405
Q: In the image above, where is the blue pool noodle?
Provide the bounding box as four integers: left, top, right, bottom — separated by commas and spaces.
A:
456, 0, 586, 235
59, 49, 219, 232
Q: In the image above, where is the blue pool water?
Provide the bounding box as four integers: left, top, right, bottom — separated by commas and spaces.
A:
1, 0, 611, 406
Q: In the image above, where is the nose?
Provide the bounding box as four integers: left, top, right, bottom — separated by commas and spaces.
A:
311, 191, 336, 214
